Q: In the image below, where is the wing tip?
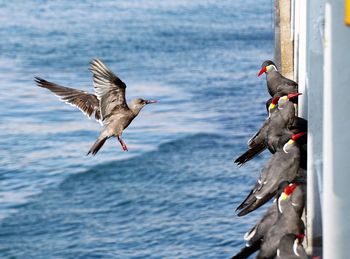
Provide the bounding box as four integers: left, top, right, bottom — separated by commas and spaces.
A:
89, 58, 106, 72
34, 76, 46, 87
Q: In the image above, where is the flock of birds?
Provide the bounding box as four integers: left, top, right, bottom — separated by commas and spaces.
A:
231, 60, 308, 258
35, 58, 309, 258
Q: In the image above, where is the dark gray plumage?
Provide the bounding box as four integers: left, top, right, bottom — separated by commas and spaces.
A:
232, 203, 277, 259
234, 96, 280, 166
235, 132, 305, 216
35, 59, 157, 156
232, 181, 305, 259
275, 234, 308, 259
246, 181, 305, 245
258, 60, 298, 97
234, 93, 306, 166
257, 185, 305, 259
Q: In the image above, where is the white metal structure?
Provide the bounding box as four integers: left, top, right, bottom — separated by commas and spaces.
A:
323, 0, 350, 258
292, 0, 350, 257
292, 0, 324, 254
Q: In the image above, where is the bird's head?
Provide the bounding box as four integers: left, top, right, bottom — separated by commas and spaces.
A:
283, 132, 306, 153
130, 98, 157, 115
268, 96, 280, 116
292, 233, 306, 257
280, 182, 299, 201
258, 60, 278, 76
276, 181, 299, 213
278, 92, 302, 108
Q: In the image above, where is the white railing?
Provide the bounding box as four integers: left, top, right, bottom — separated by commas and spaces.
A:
291, 0, 324, 255
293, 0, 350, 258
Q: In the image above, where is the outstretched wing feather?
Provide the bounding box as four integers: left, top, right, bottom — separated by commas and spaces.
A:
89, 59, 128, 121
35, 77, 101, 122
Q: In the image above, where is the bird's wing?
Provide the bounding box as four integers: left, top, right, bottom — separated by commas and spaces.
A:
236, 150, 299, 216
281, 75, 298, 87
254, 152, 299, 200
277, 76, 298, 95
248, 119, 269, 147
35, 77, 101, 122
89, 59, 128, 122
234, 142, 267, 166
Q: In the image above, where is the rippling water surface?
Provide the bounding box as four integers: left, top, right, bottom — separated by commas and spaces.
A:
0, 0, 273, 258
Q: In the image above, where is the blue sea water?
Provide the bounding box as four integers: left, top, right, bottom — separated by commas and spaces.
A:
0, 0, 274, 258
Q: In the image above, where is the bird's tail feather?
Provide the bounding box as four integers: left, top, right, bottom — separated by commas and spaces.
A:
237, 192, 275, 217
234, 142, 266, 166
87, 136, 108, 156
231, 239, 262, 259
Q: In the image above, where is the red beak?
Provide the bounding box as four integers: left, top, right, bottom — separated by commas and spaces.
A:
291, 132, 306, 141
287, 92, 302, 99
296, 233, 305, 242
271, 96, 280, 105
258, 67, 267, 76
284, 183, 298, 195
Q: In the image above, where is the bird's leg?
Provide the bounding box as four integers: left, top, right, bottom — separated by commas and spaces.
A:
117, 135, 128, 151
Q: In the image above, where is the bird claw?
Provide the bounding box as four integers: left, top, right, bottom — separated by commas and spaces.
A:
122, 144, 128, 151
118, 137, 128, 151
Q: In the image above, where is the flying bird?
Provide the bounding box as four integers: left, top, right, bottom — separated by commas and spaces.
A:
258, 60, 298, 97
35, 59, 157, 156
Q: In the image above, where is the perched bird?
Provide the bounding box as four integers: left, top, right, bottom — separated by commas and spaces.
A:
234, 93, 306, 166
35, 59, 157, 156
257, 183, 305, 259
234, 96, 281, 167
258, 60, 298, 97
275, 233, 308, 259
265, 94, 303, 153
232, 181, 305, 259
235, 132, 305, 216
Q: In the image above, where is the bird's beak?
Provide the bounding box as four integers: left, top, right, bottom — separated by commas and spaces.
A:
258, 66, 267, 76
287, 92, 302, 100
282, 183, 298, 200
296, 233, 305, 242
291, 132, 306, 141
284, 132, 306, 153
145, 100, 158, 104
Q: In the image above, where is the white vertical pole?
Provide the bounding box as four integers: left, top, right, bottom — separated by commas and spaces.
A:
296, 0, 307, 116
306, 0, 325, 254
324, 0, 350, 258
293, 0, 300, 81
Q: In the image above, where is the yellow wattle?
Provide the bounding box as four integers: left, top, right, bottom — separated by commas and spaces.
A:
281, 192, 288, 200
269, 103, 276, 110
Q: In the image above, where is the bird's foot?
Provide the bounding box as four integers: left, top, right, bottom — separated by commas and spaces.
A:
118, 136, 128, 152
121, 143, 128, 151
